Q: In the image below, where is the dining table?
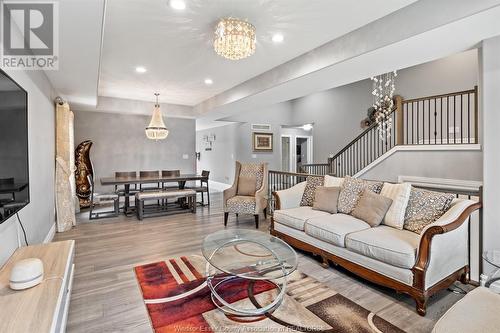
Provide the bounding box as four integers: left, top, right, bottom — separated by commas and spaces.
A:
100, 173, 207, 215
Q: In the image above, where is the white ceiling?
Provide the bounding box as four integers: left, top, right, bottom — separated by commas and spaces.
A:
45, 0, 105, 108
98, 0, 417, 106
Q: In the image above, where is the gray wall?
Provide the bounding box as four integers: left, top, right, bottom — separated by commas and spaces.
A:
291, 79, 373, 162
359, 148, 482, 182
0, 70, 56, 266
196, 123, 238, 184
74, 111, 196, 192
481, 35, 500, 274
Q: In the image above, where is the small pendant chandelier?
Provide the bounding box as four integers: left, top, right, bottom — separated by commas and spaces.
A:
145, 93, 169, 140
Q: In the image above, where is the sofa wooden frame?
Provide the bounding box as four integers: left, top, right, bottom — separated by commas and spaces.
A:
271, 190, 482, 316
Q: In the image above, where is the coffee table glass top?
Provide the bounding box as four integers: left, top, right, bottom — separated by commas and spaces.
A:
202, 229, 298, 280
483, 250, 500, 269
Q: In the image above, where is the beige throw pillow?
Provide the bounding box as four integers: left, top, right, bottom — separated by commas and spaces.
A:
312, 186, 340, 214
237, 176, 257, 196
351, 190, 393, 227
300, 176, 324, 206
380, 182, 412, 229
324, 175, 344, 188
337, 176, 384, 214
403, 187, 454, 234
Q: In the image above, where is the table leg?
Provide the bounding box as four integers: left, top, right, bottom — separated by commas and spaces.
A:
124, 184, 132, 216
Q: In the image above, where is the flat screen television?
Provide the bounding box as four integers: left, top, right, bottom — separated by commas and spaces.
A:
0, 69, 29, 223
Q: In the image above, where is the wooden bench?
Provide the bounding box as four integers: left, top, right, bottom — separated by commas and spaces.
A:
135, 189, 196, 220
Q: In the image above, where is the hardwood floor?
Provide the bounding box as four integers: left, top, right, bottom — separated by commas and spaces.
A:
55, 192, 470, 333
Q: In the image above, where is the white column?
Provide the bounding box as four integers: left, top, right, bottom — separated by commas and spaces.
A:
481, 35, 500, 275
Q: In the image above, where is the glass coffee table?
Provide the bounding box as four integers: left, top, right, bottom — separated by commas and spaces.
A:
202, 229, 298, 317
483, 250, 500, 287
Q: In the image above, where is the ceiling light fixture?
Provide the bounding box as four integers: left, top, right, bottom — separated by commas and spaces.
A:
371, 70, 397, 141
145, 93, 169, 141
213, 17, 256, 60
135, 66, 147, 73
204, 78, 213, 85
272, 33, 284, 43
302, 124, 313, 131
169, 0, 186, 10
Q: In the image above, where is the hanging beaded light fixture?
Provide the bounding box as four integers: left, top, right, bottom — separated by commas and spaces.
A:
213, 17, 256, 60
145, 93, 169, 140
371, 71, 397, 140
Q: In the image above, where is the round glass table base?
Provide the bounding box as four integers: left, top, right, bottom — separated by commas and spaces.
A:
206, 275, 285, 317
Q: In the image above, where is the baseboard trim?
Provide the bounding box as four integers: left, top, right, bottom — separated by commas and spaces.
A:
44, 222, 56, 243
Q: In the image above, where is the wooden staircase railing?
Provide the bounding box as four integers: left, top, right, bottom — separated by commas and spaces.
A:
296, 87, 480, 177
298, 163, 330, 175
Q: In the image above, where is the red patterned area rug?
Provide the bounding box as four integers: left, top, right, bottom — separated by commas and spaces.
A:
134, 255, 405, 333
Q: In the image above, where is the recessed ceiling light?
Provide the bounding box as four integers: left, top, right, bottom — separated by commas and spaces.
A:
204, 78, 213, 85
135, 66, 147, 73
272, 33, 284, 43
169, 0, 186, 10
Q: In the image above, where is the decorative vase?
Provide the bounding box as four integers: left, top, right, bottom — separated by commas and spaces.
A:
74, 140, 94, 208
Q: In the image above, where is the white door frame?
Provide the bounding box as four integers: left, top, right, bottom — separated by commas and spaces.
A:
294, 135, 313, 172
280, 135, 293, 172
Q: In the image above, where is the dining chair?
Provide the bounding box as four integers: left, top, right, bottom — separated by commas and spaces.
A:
114, 171, 138, 211
161, 170, 181, 190
87, 175, 119, 220
187, 170, 210, 206
161, 170, 181, 206
139, 171, 161, 191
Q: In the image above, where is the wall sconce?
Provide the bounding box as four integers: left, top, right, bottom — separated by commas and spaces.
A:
203, 133, 216, 151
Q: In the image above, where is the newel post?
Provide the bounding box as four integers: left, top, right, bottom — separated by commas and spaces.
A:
394, 95, 404, 145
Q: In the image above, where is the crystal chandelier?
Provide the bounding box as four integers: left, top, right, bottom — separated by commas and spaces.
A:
371, 71, 397, 140
145, 93, 169, 140
213, 17, 256, 60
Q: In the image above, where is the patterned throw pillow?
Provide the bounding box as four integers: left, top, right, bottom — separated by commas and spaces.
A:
403, 187, 455, 234
337, 176, 383, 214
300, 176, 325, 206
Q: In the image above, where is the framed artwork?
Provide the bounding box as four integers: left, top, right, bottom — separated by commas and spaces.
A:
252, 132, 273, 152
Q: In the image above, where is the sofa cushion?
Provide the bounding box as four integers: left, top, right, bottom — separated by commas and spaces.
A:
305, 214, 371, 247
273, 206, 330, 231
345, 226, 420, 268
226, 196, 256, 214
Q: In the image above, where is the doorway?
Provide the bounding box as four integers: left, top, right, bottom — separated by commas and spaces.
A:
295, 136, 311, 172
281, 135, 292, 172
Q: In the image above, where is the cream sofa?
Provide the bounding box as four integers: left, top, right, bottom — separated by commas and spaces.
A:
271, 179, 481, 316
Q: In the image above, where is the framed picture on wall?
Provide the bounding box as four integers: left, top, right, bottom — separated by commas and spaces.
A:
252, 132, 273, 152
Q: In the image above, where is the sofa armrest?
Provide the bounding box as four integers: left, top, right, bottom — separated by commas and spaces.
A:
273, 182, 306, 210
412, 199, 482, 289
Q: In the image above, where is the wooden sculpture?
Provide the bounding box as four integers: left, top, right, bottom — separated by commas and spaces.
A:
74, 140, 94, 208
